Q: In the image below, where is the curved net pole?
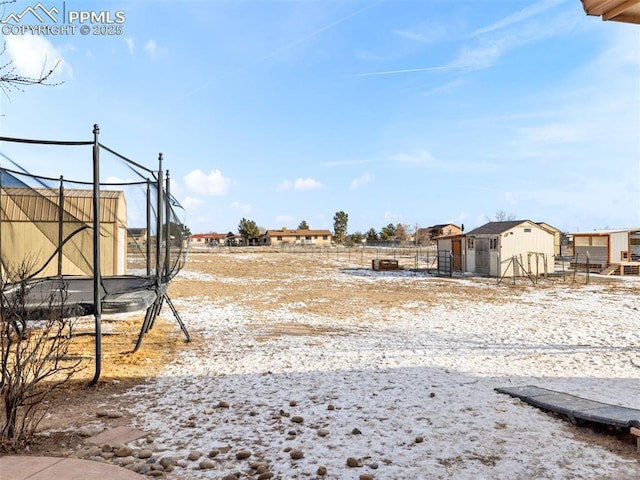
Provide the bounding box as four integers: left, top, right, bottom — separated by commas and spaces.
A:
164, 170, 171, 279
146, 180, 152, 277
156, 154, 163, 285
89, 124, 103, 387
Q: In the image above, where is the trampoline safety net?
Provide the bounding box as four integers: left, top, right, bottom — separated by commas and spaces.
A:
0, 127, 189, 316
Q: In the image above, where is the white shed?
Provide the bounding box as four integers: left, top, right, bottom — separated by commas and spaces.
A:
465, 220, 555, 278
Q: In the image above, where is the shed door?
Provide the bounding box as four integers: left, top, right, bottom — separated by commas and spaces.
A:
452, 239, 462, 271
476, 238, 490, 275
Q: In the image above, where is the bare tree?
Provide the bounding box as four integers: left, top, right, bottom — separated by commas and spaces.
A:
0, 42, 63, 98
486, 210, 516, 222
1, 259, 82, 451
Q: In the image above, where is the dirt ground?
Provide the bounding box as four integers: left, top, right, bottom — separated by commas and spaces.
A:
6, 249, 640, 460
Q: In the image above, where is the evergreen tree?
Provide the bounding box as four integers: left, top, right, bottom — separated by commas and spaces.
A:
333, 211, 348, 244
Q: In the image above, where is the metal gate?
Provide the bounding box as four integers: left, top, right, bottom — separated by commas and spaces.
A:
437, 250, 452, 276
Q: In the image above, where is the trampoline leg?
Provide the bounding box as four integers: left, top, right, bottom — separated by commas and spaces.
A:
147, 295, 164, 331
164, 294, 190, 342
133, 304, 155, 353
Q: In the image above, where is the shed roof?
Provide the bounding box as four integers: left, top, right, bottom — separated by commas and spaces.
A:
1, 187, 125, 223
466, 220, 531, 235
581, 0, 640, 24
265, 229, 332, 236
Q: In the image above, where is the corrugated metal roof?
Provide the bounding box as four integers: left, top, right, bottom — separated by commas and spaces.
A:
466, 220, 529, 235
581, 0, 640, 24
1, 187, 124, 223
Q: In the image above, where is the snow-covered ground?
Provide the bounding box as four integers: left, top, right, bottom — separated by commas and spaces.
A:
124, 254, 640, 479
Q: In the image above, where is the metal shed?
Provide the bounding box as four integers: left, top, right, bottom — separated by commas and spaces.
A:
0, 187, 127, 277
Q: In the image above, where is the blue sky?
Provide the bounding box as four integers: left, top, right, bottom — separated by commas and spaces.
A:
0, 0, 638, 235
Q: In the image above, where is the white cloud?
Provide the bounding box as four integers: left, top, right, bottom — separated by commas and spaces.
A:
350, 173, 372, 189
124, 38, 135, 55
471, 0, 563, 37
294, 178, 322, 191
182, 197, 203, 209
276, 180, 292, 192
144, 39, 165, 59
389, 150, 440, 166
5, 34, 71, 80
393, 22, 447, 44
184, 169, 232, 196
230, 201, 251, 214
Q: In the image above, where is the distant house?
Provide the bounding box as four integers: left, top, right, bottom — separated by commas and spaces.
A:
190, 232, 227, 246
464, 220, 555, 277
128, 228, 147, 245
260, 228, 332, 246
417, 224, 462, 244
571, 229, 640, 267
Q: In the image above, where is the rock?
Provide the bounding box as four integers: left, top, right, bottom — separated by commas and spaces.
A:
429, 392, 436, 398
317, 428, 329, 437
346, 457, 361, 467
290, 449, 304, 460
188, 450, 203, 461
107, 411, 124, 418
317, 466, 328, 476
199, 459, 216, 470
368, 462, 379, 469
287, 430, 297, 436
220, 475, 238, 480
87, 446, 102, 457
115, 446, 133, 457
146, 435, 154, 444
138, 449, 153, 459
176, 459, 189, 468
149, 463, 165, 471
327, 404, 335, 411
359, 475, 374, 480
159, 456, 176, 468
101, 444, 113, 453
101, 452, 114, 460
258, 473, 274, 479
148, 471, 164, 477
289, 400, 297, 407
96, 410, 109, 417
352, 428, 362, 435
415, 436, 424, 443
218, 400, 230, 408
208, 449, 220, 458
118, 456, 136, 466
291, 416, 304, 424
236, 450, 252, 460
203, 408, 215, 415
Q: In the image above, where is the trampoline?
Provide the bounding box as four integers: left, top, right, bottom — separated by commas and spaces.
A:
0, 125, 191, 385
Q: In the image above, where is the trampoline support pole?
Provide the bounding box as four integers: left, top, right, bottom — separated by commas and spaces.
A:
89, 124, 102, 387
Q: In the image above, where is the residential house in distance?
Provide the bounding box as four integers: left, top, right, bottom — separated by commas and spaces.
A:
127, 227, 147, 246
190, 232, 228, 247
570, 228, 640, 273
463, 220, 555, 277
416, 224, 462, 244
260, 227, 332, 246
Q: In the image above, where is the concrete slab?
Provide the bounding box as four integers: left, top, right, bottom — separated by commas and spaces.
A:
0, 456, 145, 479
85, 426, 147, 445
